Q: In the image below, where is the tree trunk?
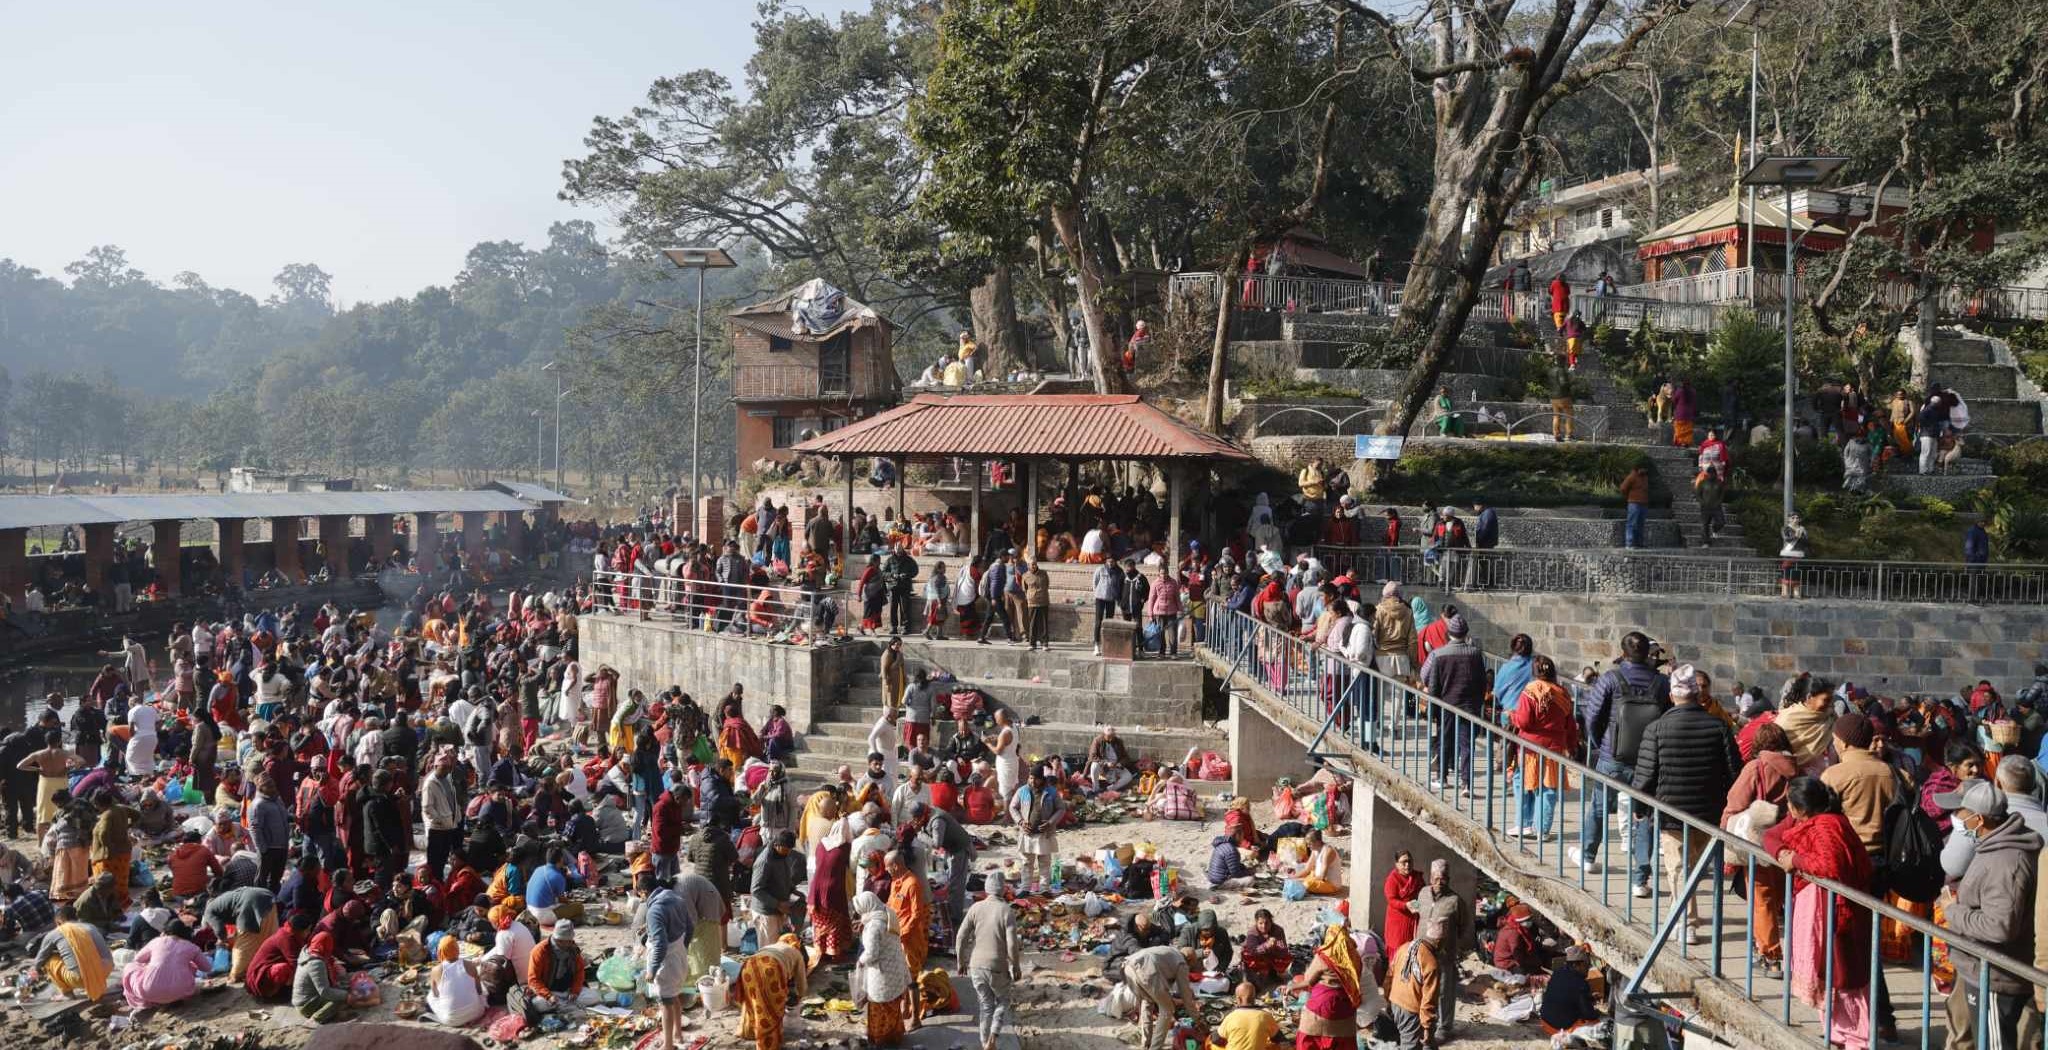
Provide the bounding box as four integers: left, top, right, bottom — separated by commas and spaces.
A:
1050, 202, 1129, 393
1203, 267, 1239, 433
969, 259, 1027, 375
1913, 273, 1938, 388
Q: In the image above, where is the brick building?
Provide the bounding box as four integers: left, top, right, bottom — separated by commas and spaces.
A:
728, 279, 900, 470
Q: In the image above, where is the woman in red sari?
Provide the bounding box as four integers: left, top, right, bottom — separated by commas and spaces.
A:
809, 818, 856, 964
1764, 776, 1874, 1050
718, 710, 764, 773
1291, 922, 1364, 1048
1381, 850, 1423, 963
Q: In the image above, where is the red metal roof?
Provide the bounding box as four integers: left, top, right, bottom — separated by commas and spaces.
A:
789, 394, 1256, 462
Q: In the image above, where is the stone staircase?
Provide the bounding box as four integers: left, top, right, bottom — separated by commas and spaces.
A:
1930, 331, 2044, 440
791, 639, 1225, 783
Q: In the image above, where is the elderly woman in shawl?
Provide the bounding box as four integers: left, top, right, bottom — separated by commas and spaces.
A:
853, 891, 915, 1046
1763, 777, 1875, 1050
810, 808, 858, 964
42, 793, 93, 901
738, 933, 810, 1050
33, 902, 114, 1001
1411, 598, 1448, 666
1291, 921, 1365, 1049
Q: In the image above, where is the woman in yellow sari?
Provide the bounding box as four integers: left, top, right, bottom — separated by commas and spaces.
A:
35, 905, 113, 1000
737, 934, 809, 1049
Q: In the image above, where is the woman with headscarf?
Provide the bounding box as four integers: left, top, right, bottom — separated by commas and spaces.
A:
853, 891, 914, 1046
484, 893, 536, 985
426, 932, 486, 1026
738, 933, 809, 1050
1177, 908, 1233, 972
291, 930, 351, 1023
1491, 634, 1535, 718
809, 811, 858, 964
1381, 850, 1423, 962
1292, 922, 1365, 1048
1509, 656, 1578, 841
315, 898, 373, 961
43, 793, 93, 901
855, 554, 885, 634
1763, 777, 1874, 1050
1246, 493, 1283, 555
1240, 909, 1291, 990
245, 912, 314, 1000
122, 919, 210, 1009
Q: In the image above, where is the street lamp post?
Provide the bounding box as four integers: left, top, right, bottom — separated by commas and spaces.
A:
1741, 156, 1848, 523
660, 247, 738, 535
532, 410, 544, 481
543, 360, 563, 493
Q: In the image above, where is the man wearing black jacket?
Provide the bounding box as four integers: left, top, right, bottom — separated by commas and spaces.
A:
1630, 663, 1740, 943
883, 545, 919, 635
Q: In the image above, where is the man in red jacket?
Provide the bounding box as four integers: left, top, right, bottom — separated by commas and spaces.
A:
650, 787, 684, 883
1548, 274, 1570, 329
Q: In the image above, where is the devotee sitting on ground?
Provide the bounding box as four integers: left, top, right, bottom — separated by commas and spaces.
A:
1146, 771, 1203, 821
1540, 945, 1608, 1046
1239, 909, 1291, 991
244, 911, 314, 1001
425, 932, 486, 1027
1207, 833, 1255, 889
291, 930, 353, 1023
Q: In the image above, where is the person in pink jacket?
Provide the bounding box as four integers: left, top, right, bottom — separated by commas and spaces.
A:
122, 921, 212, 1009
1144, 566, 1184, 658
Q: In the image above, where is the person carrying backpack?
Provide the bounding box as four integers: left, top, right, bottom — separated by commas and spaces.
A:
1569, 631, 1669, 891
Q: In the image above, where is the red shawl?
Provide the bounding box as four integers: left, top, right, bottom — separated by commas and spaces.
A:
1765, 812, 1873, 992
720, 717, 764, 763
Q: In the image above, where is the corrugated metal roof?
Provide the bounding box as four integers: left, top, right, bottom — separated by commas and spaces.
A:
789, 394, 1256, 462
0, 489, 537, 531
488, 481, 575, 504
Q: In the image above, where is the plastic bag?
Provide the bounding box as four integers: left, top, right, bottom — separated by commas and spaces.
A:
598, 953, 640, 992
1097, 981, 1137, 1019
1282, 879, 1309, 901
347, 972, 382, 1007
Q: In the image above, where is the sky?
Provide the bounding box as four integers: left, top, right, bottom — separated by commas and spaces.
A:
0, 0, 863, 306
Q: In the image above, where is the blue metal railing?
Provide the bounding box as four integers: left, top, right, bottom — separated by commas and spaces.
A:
1200, 606, 2048, 1048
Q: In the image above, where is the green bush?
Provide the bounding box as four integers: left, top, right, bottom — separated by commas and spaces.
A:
1702, 308, 1783, 426
1342, 328, 1421, 371
1733, 434, 1846, 490
1990, 439, 2048, 489
1241, 378, 1363, 400
1993, 501, 2048, 559
1376, 444, 1660, 508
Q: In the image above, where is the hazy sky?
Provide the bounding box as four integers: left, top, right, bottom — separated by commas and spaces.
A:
0, 0, 861, 306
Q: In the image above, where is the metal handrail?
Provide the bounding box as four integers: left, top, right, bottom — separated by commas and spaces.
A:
1308, 543, 2048, 606
1201, 606, 2048, 1047
590, 568, 829, 644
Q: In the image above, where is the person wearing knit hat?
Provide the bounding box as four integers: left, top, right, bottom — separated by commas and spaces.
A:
551, 919, 575, 942
1669, 663, 1698, 700
1819, 710, 1897, 862
1381, 581, 1400, 599
1628, 661, 1738, 939
1444, 613, 1468, 638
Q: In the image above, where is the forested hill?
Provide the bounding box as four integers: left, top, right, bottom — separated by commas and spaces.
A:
0, 221, 764, 487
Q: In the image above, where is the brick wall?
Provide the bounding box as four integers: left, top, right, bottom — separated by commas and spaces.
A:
1446, 590, 2048, 697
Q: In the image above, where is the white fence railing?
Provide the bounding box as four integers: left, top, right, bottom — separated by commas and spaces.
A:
590, 569, 832, 643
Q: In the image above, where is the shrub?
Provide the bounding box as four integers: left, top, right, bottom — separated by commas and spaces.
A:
1993, 501, 2048, 560
1702, 308, 1783, 426
1240, 378, 1363, 400
1343, 328, 1421, 371
1990, 439, 2048, 489
1734, 434, 1845, 490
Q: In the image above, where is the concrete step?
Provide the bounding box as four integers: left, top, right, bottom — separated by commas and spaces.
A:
1930, 362, 2019, 400
1963, 398, 2042, 436
840, 672, 1206, 729
1877, 472, 1998, 500
799, 717, 1224, 766
888, 637, 1211, 699
1933, 338, 1995, 364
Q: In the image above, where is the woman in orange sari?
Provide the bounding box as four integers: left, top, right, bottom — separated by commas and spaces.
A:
1291, 922, 1365, 1048
718, 711, 764, 774
885, 850, 931, 1031
737, 934, 807, 1050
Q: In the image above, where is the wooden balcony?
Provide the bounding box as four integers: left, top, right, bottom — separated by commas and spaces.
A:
732, 361, 901, 403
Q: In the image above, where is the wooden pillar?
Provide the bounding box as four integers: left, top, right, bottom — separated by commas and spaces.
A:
459, 512, 486, 567
1167, 464, 1183, 566
83, 522, 116, 599
215, 519, 245, 586
366, 515, 395, 563
845, 458, 855, 535
0, 528, 28, 604
895, 456, 907, 523
271, 516, 303, 582
970, 461, 983, 562
152, 519, 183, 597
318, 515, 351, 575
1024, 460, 1038, 557
501, 511, 529, 560
1065, 460, 1079, 523
413, 513, 440, 575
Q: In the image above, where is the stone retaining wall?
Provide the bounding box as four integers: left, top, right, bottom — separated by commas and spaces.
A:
580, 615, 862, 733
1445, 589, 2048, 696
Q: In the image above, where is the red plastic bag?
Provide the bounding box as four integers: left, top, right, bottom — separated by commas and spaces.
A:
1196, 751, 1232, 781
